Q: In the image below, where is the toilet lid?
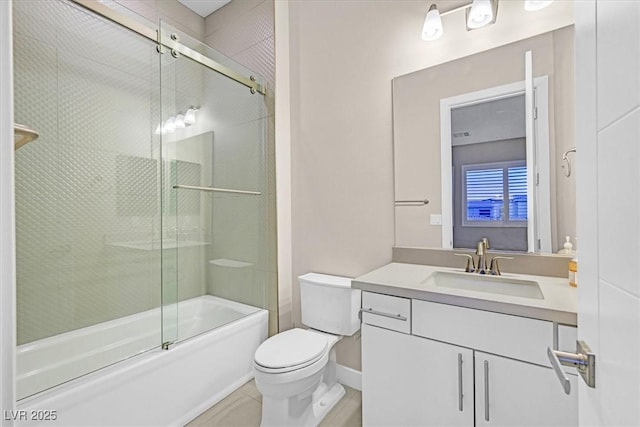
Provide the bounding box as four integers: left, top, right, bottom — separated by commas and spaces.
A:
254, 329, 328, 369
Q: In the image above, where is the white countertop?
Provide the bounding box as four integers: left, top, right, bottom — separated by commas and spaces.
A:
353, 262, 577, 325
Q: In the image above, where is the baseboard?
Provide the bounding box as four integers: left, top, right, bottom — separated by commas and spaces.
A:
336, 364, 361, 391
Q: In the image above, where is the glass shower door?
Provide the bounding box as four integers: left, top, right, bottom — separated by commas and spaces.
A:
13, 0, 165, 399
159, 21, 268, 343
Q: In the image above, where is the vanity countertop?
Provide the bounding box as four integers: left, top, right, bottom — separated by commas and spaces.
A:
352, 262, 577, 325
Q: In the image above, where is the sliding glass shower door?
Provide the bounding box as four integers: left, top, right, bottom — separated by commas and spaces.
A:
13, 0, 270, 400
13, 0, 163, 399
159, 22, 268, 344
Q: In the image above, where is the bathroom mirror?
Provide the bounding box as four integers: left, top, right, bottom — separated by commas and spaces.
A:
393, 26, 575, 253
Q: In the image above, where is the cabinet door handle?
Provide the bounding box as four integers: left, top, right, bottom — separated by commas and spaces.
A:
457, 353, 463, 412
358, 308, 407, 321
484, 360, 490, 422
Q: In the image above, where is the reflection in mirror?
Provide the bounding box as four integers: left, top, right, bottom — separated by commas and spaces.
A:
443, 75, 552, 253
452, 95, 528, 251
393, 26, 575, 253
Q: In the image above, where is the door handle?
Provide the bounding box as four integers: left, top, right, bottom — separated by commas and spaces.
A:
457, 353, 463, 412
484, 360, 490, 422
547, 340, 596, 395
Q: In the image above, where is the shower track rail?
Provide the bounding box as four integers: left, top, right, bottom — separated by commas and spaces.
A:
70, 0, 266, 95
173, 184, 261, 196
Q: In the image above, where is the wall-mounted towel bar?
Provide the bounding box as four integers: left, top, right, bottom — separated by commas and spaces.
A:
14, 124, 39, 150
395, 199, 429, 206
173, 184, 261, 196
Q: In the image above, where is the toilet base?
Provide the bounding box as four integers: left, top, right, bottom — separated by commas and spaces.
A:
260, 382, 345, 427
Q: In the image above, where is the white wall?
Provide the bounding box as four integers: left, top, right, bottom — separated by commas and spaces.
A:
576, 1, 640, 425
285, 0, 573, 370
0, 0, 16, 420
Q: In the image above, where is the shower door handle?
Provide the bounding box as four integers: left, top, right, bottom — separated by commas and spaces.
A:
173, 184, 261, 196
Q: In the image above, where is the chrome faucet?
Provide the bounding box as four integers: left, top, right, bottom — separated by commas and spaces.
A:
476, 238, 489, 274
454, 253, 475, 273
489, 256, 513, 276
456, 238, 513, 275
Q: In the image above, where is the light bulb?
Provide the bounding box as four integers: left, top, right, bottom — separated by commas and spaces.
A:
467, 0, 494, 29
422, 4, 443, 41
175, 113, 186, 129
184, 108, 197, 126
163, 116, 176, 134
524, 0, 553, 11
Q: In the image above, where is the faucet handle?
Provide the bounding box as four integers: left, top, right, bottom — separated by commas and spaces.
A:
455, 253, 476, 273
489, 256, 514, 276
482, 237, 490, 250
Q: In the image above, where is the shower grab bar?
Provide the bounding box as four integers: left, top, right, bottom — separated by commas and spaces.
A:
395, 199, 429, 206
70, 0, 265, 95
14, 124, 39, 150
173, 184, 261, 196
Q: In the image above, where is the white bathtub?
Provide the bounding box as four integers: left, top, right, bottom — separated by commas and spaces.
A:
15, 296, 268, 426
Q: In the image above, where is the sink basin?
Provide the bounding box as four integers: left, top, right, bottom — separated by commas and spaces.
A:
423, 271, 544, 300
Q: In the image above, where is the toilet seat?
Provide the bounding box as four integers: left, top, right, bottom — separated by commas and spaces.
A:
254, 329, 329, 374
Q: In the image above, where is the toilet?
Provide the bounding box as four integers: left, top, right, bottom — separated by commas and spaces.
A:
253, 273, 361, 427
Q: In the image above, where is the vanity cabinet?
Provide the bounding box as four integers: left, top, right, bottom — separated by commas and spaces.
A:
362, 324, 474, 427
474, 352, 578, 426
361, 292, 578, 427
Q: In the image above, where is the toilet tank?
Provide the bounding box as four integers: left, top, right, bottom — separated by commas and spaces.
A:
299, 273, 361, 336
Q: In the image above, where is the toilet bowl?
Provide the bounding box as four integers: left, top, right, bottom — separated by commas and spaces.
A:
253, 273, 361, 427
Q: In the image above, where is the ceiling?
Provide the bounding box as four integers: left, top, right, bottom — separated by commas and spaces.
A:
176, 0, 232, 18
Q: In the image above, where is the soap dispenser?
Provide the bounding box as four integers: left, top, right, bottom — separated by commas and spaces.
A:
559, 236, 574, 255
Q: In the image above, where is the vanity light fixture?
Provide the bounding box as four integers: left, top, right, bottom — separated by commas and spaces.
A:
184, 107, 198, 126
424, 0, 559, 41
466, 0, 496, 30
155, 106, 199, 134
524, 0, 553, 11
422, 4, 443, 41
175, 113, 186, 129
163, 116, 176, 134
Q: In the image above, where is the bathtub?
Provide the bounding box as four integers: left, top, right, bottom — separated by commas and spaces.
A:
15, 295, 268, 426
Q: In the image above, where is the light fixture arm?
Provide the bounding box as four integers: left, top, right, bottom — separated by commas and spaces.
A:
439, 1, 474, 17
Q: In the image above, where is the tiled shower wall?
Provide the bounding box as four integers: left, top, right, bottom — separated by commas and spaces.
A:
13, 0, 165, 344
14, 0, 206, 345
14, 0, 277, 344
204, 0, 278, 335
112, 0, 206, 42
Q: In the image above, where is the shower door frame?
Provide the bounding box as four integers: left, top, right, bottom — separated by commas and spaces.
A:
70, 0, 265, 96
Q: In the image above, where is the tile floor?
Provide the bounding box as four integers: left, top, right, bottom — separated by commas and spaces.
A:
186, 379, 362, 427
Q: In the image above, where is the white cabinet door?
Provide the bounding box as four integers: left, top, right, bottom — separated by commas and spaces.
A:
362, 324, 473, 427
475, 352, 578, 427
